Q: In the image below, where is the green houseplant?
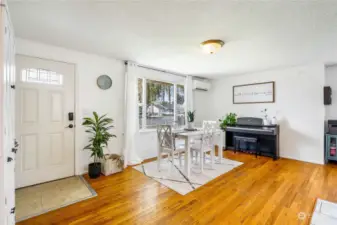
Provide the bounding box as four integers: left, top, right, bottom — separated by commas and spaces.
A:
219, 113, 237, 131
82, 112, 116, 179
187, 110, 196, 129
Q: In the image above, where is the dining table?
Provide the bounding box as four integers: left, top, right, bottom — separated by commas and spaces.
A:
173, 128, 224, 178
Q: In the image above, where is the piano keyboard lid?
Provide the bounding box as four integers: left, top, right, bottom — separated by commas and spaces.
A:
231, 117, 278, 128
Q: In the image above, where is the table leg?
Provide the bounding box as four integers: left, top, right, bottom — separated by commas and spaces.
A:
211, 145, 214, 169
157, 144, 161, 171
184, 137, 191, 178
218, 132, 224, 163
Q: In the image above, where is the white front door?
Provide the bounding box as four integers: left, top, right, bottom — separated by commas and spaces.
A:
15, 55, 75, 188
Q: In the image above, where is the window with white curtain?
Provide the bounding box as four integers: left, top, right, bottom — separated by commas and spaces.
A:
138, 78, 185, 130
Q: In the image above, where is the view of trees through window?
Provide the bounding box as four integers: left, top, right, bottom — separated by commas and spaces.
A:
146, 80, 174, 128
138, 78, 185, 129
176, 84, 185, 126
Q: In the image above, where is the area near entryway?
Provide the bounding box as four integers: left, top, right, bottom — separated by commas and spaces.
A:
3, 1, 337, 224
15, 55, 75, 188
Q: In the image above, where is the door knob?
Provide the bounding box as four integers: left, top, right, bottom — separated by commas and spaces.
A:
65, 124, 74, 128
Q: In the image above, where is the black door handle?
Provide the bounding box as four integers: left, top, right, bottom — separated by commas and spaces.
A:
65, 124, 74, 128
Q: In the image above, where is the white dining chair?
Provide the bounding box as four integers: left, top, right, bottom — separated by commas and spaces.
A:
191, 120, 217, 158
157, 125, 186, 171
203, 120, 217, 129
191, 121, 216, 173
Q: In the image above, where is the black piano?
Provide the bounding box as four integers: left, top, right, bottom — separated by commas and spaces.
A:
225, 117, 280, 160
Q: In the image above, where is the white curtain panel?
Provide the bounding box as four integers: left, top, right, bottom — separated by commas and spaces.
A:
123, 62, 142, 166
185, 75, 194, 112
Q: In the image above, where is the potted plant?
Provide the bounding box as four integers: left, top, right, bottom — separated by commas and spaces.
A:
82, 112, 116, 179
219, 113, 237, 131
187, 110, 195, 129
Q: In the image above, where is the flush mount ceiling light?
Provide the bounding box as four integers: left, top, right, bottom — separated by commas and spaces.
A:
200, 39, 225, 54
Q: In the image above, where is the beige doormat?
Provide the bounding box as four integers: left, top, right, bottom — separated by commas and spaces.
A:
16, 176, 97, 222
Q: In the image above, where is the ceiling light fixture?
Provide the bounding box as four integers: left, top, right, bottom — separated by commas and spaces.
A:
200, 39, 224, 54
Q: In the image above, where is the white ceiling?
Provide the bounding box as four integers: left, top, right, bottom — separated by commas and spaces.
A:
7, 0, 337, 78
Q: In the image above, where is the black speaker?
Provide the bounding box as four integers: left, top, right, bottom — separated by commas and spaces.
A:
324, 86, 332, 105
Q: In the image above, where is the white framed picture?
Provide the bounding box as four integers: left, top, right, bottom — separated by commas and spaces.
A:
233, 81, 275, 104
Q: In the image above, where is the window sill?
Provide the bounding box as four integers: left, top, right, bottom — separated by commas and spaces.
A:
139, 129, 156, 133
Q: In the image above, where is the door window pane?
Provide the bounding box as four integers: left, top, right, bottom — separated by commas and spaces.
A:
21, 68, 63, 85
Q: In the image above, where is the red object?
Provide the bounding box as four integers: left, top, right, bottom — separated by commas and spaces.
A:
330, 147, 336, 156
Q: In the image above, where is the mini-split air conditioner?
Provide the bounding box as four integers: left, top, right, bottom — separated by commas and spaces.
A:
192, 80, 211, 91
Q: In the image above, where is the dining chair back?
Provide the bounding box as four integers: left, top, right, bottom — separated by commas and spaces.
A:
202, 120, 217, 129
201, 122, 216, 151
190, 121, 217, 173
156, 125, 185, 171
157, 125, 175, 150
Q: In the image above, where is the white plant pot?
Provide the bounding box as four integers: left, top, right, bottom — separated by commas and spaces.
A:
187, 122, 194, 129
102, 154, 122, 176
263, 119, 270, 125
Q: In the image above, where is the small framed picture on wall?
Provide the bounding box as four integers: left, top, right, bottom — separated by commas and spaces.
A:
233, 81, 275, 104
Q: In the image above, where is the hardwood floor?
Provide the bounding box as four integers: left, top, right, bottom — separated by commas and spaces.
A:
17, 151, 337, 225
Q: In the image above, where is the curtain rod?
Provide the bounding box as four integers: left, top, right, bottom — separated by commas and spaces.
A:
125, 61, 187, 78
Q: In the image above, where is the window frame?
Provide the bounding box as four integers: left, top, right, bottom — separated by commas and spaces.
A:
138, 77, 186, 131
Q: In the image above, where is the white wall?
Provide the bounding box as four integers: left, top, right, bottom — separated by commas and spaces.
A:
325, 65, 337, 120
195, 64, 326, 165
193, 90, 211, 125
15, 38, 125, 174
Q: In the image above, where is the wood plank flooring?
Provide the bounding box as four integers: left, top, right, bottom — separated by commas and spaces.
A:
17, 151, 337, 225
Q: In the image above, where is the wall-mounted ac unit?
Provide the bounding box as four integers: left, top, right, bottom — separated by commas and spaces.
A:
193, 80, 211, 91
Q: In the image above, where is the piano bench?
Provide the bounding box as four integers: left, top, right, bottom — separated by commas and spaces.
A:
234, 136, 260, 157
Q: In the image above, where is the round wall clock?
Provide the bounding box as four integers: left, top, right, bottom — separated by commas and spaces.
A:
97, 75, 112, 90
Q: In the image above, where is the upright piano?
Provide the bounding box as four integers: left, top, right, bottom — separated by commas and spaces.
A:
225, 117, 280, 160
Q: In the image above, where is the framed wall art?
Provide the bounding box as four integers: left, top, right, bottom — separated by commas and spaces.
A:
233, 81, 275, 104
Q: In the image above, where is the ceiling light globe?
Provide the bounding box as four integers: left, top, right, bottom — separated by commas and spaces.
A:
200, 40, 224, 54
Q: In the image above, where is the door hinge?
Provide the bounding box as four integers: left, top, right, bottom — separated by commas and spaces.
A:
10, 207, 15, 214
10, 85, 15, 89
7, 157, 13, 162
14, 139, 19, 148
